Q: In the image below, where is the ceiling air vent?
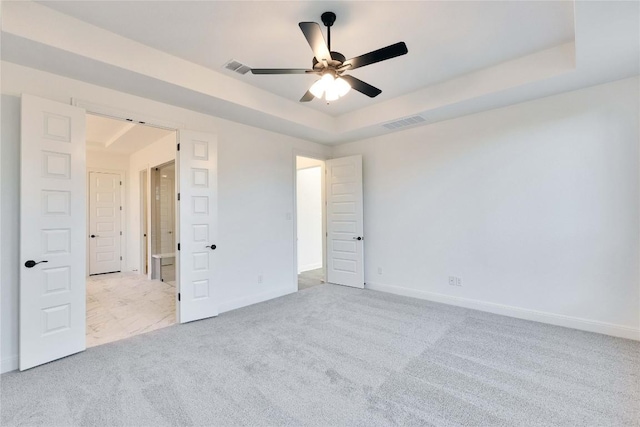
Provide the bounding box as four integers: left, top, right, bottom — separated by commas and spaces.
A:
223, 59, 251, 75
382, 115, 426, 130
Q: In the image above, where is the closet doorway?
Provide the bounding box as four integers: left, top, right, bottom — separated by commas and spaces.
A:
295, 156, 326, 290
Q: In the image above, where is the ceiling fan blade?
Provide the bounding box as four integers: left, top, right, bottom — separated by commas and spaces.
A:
341, 75, 382, 98
300, 90, 315, 102
299, 22, 332, 62
343, 42, 408, 70
251, 68, 315, 75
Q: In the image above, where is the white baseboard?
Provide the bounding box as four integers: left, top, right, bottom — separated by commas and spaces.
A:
365, 281, 640, 341
1, 354, 18, 374
218, 286, 295, 314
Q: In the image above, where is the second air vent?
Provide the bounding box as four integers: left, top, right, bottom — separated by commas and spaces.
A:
382, 115, 426, 130
223, 59, 251, 75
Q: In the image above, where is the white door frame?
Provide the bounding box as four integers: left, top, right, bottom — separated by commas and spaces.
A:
292, 150, 328, 291
77, 101, 180, 275
77, 102, 181, 314
139, 167, 149, 275
86, 167, 126, 275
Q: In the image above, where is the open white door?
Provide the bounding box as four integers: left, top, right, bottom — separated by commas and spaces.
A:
177, 130, 218, 323
326, 155, 364, 288
20, 94, 86, 370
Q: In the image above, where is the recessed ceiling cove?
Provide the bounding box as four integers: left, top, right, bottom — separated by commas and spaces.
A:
34, 1, 575, 117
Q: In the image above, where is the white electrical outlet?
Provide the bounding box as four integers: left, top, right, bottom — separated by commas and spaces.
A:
377, 267, 383, 275
448, 276, 462, 287
285, 212, 292, 221
258, 274, 263, 284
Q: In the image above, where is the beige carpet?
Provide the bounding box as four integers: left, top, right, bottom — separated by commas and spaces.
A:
2, 284, 638, 426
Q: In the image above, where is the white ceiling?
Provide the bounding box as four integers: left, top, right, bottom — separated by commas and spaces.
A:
38, 1, 575, 116
2, 1, 638, 145
86, 114, 174, 154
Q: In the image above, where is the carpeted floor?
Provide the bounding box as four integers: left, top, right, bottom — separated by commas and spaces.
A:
298, 268, 324, 291
1, 284, 638, 426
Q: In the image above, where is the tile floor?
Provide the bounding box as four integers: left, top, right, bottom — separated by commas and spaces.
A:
298, 268, 324, 291
86, 272, 176, 347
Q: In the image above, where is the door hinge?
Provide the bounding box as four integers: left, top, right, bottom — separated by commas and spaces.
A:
177, 243, 180, 251
119, 181, 122, 186
120, 206, 122, 211
177, 143, 180, 151
120, 231, 122, 236
178, 293, 181, 301
120, 256, 122, 260
177, 193, 180, 201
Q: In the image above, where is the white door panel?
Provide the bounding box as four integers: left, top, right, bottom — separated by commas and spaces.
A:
326, 155, 364, 288
20, 94, 86, 370
89, 172, 121, 275
178, 130, 218, 323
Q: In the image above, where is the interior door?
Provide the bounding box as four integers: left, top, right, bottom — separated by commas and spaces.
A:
177, 130, 218, 323
20, 94, 86, 370
88, 171, 121, 275
326, 155, 364, 288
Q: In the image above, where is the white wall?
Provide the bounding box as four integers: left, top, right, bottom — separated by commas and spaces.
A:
2, 62, 638, 373
333, 77, 640, 340
86, 149, 130, 171
297, 166, 323, 273
1, 62, 330, 372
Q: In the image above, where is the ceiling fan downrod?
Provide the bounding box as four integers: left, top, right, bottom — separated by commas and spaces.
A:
321, 12, 336, 51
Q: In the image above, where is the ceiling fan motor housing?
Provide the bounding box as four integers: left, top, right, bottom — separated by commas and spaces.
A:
312, 51, 346, 71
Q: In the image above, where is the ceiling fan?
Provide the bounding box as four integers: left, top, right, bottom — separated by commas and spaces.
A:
250, 12, 408, 103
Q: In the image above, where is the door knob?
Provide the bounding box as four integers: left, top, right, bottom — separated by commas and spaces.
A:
206, 244, 217, 250
353, 236, 363, 241
90, 234, 100, 238
25, 260, 48, 268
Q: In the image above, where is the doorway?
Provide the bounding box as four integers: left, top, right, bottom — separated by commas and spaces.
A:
19, 94, 220, 370
295, 156, 326, 290
84, 113, 177, 348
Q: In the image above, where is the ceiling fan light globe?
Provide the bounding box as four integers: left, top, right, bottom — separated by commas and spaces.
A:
335, 77, 351, 97
325, 85, 340, 101
309, 79, 327, 98
310, 74, 336, 99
